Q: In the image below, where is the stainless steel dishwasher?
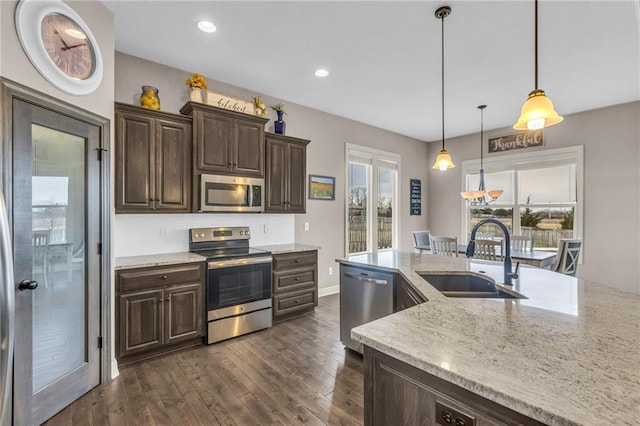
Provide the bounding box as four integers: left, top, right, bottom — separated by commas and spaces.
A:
340, 264, 394, 353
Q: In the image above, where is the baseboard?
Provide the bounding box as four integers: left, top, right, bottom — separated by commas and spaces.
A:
319, 285, 339, 297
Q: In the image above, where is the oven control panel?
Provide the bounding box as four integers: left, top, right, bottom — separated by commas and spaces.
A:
190, 227, 250, 243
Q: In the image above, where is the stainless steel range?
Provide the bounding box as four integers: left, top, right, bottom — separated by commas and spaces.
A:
189, 227, 272, 344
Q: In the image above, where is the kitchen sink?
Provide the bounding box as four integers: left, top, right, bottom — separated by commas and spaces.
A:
418, 273, 526, 299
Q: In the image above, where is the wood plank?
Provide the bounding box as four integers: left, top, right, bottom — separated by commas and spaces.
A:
42, 294, 364, 425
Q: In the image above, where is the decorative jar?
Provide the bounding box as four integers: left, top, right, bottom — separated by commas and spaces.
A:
140, 85, 160, 110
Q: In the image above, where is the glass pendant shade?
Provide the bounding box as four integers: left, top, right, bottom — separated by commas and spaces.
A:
513, 89, 563, 130
432, 149, 455, 170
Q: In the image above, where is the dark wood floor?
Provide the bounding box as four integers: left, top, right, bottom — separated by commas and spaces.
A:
44, 294, 365, 425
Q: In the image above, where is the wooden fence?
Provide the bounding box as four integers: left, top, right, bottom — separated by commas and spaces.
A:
348, 217, 392, 253
473, 223, 574, 249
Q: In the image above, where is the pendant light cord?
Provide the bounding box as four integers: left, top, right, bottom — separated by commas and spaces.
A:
534, 0, 538, 90
441, 11, 445, 151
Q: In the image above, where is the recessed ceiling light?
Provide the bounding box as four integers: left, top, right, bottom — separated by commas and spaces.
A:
314, 69, 329, 77
197, 20, 217, 33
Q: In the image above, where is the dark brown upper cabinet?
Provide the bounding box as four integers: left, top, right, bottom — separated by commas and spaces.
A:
265, 133, 310, 214
181, 102, 268, 177
115, 103, 192, 213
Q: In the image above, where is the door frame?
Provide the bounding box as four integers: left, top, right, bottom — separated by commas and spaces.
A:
0, 78, 112, 384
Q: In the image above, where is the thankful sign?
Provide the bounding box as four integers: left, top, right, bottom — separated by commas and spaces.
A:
488, 130, 543, 153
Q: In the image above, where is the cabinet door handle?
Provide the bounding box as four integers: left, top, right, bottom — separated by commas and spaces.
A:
165, 297, 170, 302
228, 162, 233, 166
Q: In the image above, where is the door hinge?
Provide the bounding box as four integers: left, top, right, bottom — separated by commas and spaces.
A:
97, 336, 103, 349
96, 147, 108, 161
97, 242, 102, 255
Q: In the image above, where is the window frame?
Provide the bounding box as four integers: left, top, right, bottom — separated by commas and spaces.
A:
460, 146, 584, 253
345, 143, 400, 255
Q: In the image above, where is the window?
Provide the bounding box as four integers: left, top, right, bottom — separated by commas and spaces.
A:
32, 176, 69, 242
346, 144, 399, 254
462, 146, 583, 252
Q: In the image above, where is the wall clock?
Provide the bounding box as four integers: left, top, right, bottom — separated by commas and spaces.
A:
15, 0, 103, 95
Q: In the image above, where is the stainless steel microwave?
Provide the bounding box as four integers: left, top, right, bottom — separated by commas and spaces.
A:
199, 174, 264, 212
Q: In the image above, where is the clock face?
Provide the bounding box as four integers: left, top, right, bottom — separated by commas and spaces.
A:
15, 0, 104, 95
41, 13, 95, 80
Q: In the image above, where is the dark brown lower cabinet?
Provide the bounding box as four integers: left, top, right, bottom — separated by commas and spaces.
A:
272, 250, 318, 321
364, 346, 544, 426
116, 262, 205, 365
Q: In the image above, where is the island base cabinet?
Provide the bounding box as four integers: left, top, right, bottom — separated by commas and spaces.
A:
364, 347, 544, 426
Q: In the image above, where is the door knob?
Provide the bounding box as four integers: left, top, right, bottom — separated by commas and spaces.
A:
18, 280, 38, 291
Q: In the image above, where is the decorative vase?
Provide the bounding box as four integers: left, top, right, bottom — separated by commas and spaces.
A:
140, 85, 160, 110
189, 87, 203, 103
274, 110, 286, 135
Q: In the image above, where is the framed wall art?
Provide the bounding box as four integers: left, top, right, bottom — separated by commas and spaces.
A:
308, 175, 335, 200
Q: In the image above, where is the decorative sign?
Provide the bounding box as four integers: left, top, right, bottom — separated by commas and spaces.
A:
488, 130, 543, 153
205, 91, 254, 115
410, 179, 421, 215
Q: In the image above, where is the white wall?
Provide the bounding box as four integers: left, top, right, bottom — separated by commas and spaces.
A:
115, 214, 293, 257
427, 102, 640, 294
114, 52, 430, 291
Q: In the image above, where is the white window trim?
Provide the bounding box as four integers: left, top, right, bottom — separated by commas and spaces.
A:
460, 146, 584, 254
345, 143, 400, 255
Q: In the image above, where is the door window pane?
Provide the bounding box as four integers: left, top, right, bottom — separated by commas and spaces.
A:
377, 167, 395, 250
348, 162, 369, 254
32, 124, 86, 392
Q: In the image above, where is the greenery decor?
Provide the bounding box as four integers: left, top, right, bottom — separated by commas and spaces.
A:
185, 73, 207, 90
270, 103, 287, 115
560, 207, 574, 230
252, 96, 267, 116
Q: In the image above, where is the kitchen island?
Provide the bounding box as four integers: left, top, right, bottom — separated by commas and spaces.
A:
338, 251, 640, 425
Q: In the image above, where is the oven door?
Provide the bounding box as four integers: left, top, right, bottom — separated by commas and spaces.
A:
207, 256, 272, 311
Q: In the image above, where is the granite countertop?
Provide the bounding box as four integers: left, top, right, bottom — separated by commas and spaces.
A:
337, 251, 640, 426
115, 252, 206, 270
252, 243, 321, 255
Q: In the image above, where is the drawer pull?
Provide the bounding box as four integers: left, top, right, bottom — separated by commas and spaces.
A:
294, 259, 300, 263
162, 275, 168, 279
295, 277, 299, 281
295, 299, 300, 304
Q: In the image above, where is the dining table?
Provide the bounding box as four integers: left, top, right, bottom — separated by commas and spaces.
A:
415, 243, 557, 269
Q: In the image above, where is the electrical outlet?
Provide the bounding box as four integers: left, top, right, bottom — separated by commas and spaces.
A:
435, 401, 475, 426
304, 222, 309, 231
264, 224, 270, 233
159, 226, 167, 237
329, 267, 333, 276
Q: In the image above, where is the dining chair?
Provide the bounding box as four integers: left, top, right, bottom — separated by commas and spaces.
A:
32, 230, 50, 287
430, 236, 458, 257
511, 235, 533, 251
412, 230, 431, 254
552, 239, 581, 276
474, 239, 504, 261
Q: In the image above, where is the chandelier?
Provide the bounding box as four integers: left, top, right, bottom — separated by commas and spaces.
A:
461, 105, 503, 205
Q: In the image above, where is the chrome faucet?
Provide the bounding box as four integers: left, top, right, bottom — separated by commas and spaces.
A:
466, 218, 519, 285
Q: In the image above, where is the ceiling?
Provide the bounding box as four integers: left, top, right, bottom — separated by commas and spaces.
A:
103, 0, 640, 142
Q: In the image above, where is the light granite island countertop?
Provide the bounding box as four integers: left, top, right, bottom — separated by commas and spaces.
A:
337, 251, 640, 426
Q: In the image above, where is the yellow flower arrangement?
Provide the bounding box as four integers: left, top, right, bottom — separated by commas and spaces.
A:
185, 73, 207, 90
252, 96, 268, 116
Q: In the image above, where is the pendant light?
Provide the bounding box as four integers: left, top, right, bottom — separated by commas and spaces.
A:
461, 105, 503, 204
513, 0, 563, 130
432, 6, 455, 171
